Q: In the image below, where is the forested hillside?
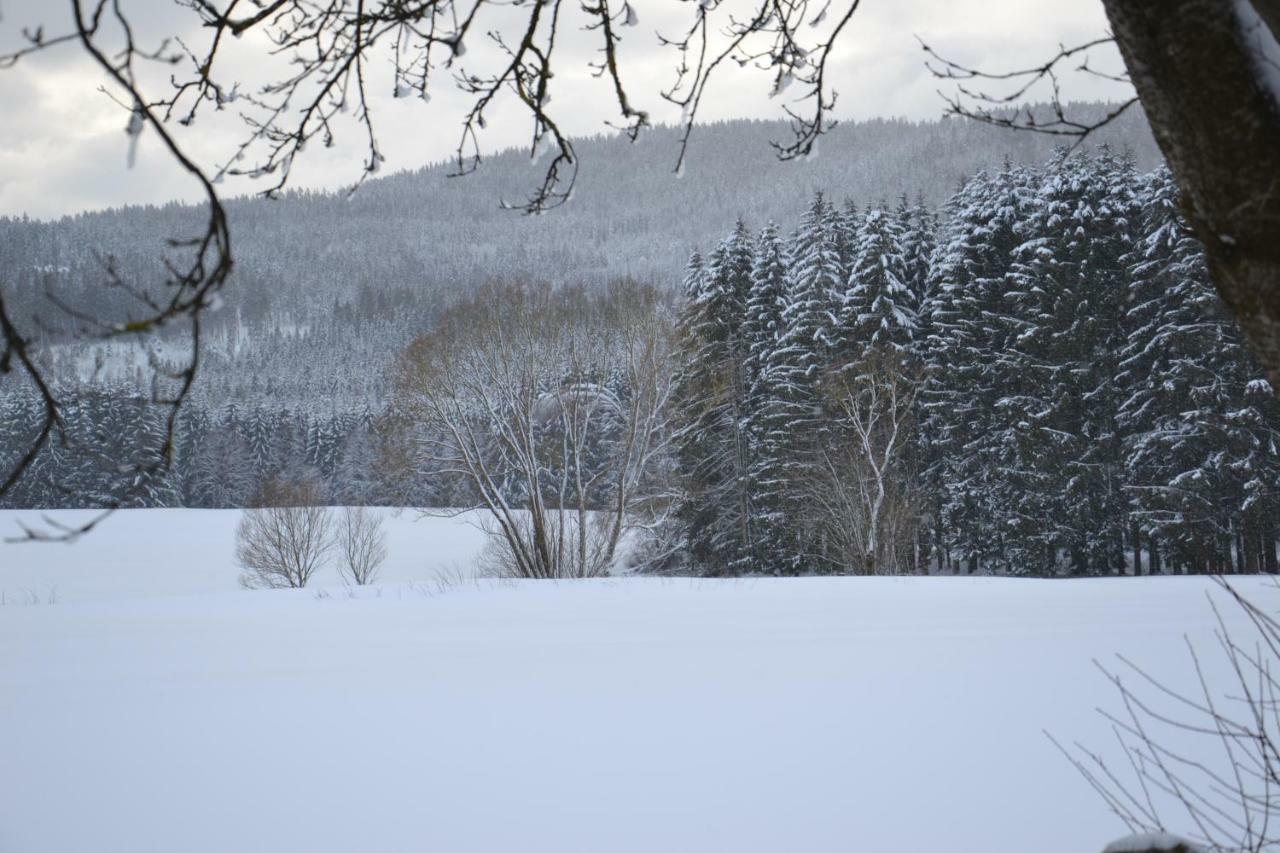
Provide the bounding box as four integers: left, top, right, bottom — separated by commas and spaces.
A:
0, 107, 1159, 407
15, 106, 1248, 581
2, 107, 1158, 314
7, 133, 1277, 577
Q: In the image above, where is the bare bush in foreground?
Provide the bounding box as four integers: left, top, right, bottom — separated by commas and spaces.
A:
236, 480, 333, 590
337, 507, 387, 586
1057, 579, 1280, 853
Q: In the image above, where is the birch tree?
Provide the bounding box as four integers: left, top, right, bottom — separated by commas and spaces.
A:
809, 349, 922, 575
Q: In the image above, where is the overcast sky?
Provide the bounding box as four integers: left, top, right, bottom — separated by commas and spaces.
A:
0, 0, 1132, 219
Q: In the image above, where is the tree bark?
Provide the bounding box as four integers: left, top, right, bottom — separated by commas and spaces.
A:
1267, 522, 1279, 572
1131, 520, 1142, 576
1103, 0, 1280, 385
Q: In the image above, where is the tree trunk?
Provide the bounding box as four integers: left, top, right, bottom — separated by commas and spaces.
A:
1246, 517, 1261, 573
1131, 520, 1142, 576
1103, 0, 1280, 386
1267, 523, 1279, 572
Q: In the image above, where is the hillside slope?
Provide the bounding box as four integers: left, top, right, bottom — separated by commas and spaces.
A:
0, 105, 1160, 324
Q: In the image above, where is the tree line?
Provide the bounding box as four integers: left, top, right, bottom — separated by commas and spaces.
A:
0, 392, 395, 509
4, 148, 1275, 578
658, 150, 1280, 576
0, 111, 1158, 345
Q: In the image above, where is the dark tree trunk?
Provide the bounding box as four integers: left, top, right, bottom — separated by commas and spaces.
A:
1150, 531, 1162, 575
1246, 518, 1261, 572
1070, 545, 1087, 577
1267, 523, 1279, 572
1131, 521, 1142, 576
1103, 0, 1280, 386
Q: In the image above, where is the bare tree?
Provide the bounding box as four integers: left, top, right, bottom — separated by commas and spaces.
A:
393, 279, 674, 579
1, 3, 232, 529
236, 478, 333, 589
801, 349, 922, 575
1056, 578, 1280, 853
336, 506, 387, 586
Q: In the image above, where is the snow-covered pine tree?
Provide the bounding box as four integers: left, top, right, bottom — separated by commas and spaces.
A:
1120, 167, 1280, 574
721, 222, 759, 574
742, 222, 798, 573
999, 150, 1140, 575
176, 403, 211, 506
803, 201, 923, 574
195, 404, 255, 507
836, 205, 916, 361
759, 193, 846, 570
244, 407, 274, 478
669, 227, 759, 575
919, 164, 1034, 574
333, 412, 373, 505
832, 198, 861, 277
131, 400, 182, 508
898, 195, 937, 338
897, 195, 937, 569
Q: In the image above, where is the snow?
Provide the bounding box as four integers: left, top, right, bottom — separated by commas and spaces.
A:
1103, 834, 1203, 853
0, 508, 490, 604
1235, 0, 1280, 113
2, 508, 1277, 853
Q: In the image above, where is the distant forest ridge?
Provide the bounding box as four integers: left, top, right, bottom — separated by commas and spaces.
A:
0, 103, 1159, 315
0, 103, 1161, 412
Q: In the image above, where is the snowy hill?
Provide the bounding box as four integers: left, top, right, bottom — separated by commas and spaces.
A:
0, 509, 1272, 853
0, 508, 489, 603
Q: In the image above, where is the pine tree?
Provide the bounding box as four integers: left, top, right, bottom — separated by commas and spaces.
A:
742, 222, 798, 572
837, 205, 916, 360
999, 150, 1140, 575
669, 228, 759, 575
832, 198, 860, 276
898, 195, 937, 338
920, 164, 1034, 574
1120, 167, 1280, 574
755, 194, 844, 570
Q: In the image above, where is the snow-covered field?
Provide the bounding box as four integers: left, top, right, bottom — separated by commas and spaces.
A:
0, 508, 490, 604
0, 509, 1273, 853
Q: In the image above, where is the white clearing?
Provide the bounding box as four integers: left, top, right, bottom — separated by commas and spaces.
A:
0, 508, 1272, 853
